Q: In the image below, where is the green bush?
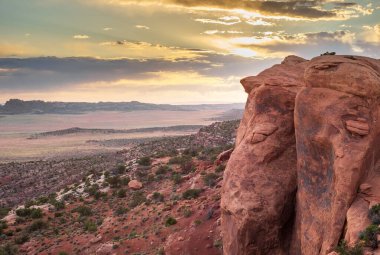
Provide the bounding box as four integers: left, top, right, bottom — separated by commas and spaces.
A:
171, 173, 182, 184
165, 216, 177, 227
335, 240, 362, 255
182, 208, 192, 218
138, 156, 151, 166
215, 164, 226, 173
84, 220, 97, 232
152, 192, 164, 202
15, 208, 43, 219
128, 191, 146, 208
203, 173, 218, 187
182, 189, 202, 200
72, 206, 92, 217
156, 165, 171, 175
114, 207, 128, 216
117, 189, 127, 198
116, 164, 126, 174
0, 207, 10, 219
14, 234, 29, 244
28, 220, 47, 232
359, 224, 379, 249
51, 200, 65, 210
369, 204, 380, 224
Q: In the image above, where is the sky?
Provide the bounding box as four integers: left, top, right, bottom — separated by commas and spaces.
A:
0, 0, 379, 104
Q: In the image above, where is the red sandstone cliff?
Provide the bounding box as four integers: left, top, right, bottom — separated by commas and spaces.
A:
221, 55, 380, 255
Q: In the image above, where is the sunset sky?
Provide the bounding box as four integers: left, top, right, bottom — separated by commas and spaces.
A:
0, 0, 379, 104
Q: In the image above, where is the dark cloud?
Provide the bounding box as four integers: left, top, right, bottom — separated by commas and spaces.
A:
0, 54, 279, 92
168, 0, 358, 19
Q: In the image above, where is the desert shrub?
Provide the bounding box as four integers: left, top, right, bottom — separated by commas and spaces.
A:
321, 51, 336, 56
14, 234, 29, 244
120, 177, 131, 186
165, 216, 177, 227
180, 161, 195, 174
35, 196, 49, 205
85, 184, 100, 196
51, 199, 65, 210
58, 252, 68, 255
106, 176, 121, 188
0, 208, 10, 219
359, 224, 379, 249
138, 156, 151, 166
117, 189, 126, 198
156, 165, 171, 175
369, 204, 380, 224
182, 189, 202, 200
183, 148, 199, 157
171, 173, 182, 184
203, 173, 219, 187
335, 240, 362, 255
15, 208, 43, 219
114, 207, 128, 216
182, 207, 192, 218
0, 244, 18, 255
116, 164, 126, 174
152, 192, 164, 202
84, 220, 97, 232
0, 221, 8, 234
27, 220, 47, 232
128, 191, 146, 208
94, 191, 107, 200
169, 155, 192, 165
72, 206, 92, 217
215, 164, 226, 173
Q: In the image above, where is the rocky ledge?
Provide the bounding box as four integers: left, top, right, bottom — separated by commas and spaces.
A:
221, 55, 380, 255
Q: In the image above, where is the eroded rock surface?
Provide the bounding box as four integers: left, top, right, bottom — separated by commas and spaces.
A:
221, 55, 380, 255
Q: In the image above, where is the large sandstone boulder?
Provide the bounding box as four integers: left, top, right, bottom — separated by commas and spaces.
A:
128, 180, 143, 190
221, 56, 307, 254
221, 55, 380, 255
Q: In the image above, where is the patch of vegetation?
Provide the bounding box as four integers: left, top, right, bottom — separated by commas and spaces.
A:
171, 173, 182, 184
51, 199, 65, 210
0, 207, 10, 219
369, 203, 380, 224
203, 173, 219, 187
138, 156, 152, 166
84, 220, 97, 232
182, 189, 202, 200
156, 165, 171, 175
114, 207, 128, 216
15, 208, 43, 219
335, 240, 362, 255
27, 220, 47, 232
14, 234, 29, 244
0, 244, 18, 255
359, 224, 379, 249
183, 148, 199, 157
0, 221, 8, 234
72, 206, 93, 217
320, 51, 336, 56
182, 207, 192, 218
116, 164, 126, 174
152, 192, 164, 202
215, 164, 226, 173
116, 189, 127, 198
165, 216, 177, 227
128, 191, 146, 208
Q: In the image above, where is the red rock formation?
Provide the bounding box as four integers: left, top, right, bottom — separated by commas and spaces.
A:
221, 56, 307, 254
221, 55, 380, 255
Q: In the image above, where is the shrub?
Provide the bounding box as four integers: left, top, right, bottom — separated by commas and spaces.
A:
117, 189, 126, 198
0, 207, 10, 219
359, 224, 379, 249
165, 217, 177, 227
128, 191, 146, 208
72, 206, 92, 217
15, 208, 43, 219
116, 164, 126, 174
28, 220, 47, 232
152, 192, 164, 202
106, 176, 121, 188
14, 234, 29, 244
156, 165, 171, 175
84, 220, 97, 232
0, 244, 18, 255
182, 207, 192, 218
58, 252, 69, 255
169, 155, 192, 165
215, 164, 226, 173
369, 204, 380, 224
180, 161, 195, 174
203, 173, 218, 187
0, 221, 8, 234
182, 189, 202, 200
171, 173, 182, 184
335, 240, 362, 255
114, 207, 128, 216
51, 200, 65, 210
138, 156, 151, 166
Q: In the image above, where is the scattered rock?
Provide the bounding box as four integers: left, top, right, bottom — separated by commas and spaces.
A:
128, 180, 143, 190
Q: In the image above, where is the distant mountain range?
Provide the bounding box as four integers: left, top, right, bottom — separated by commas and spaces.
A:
0, 99, 244, 114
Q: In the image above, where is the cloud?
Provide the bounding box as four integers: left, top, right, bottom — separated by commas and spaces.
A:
195, 16, 241, 25
135, 25, 150, 30
73, 34, 90, 39
103, 27, 113, 31
100, 0, 372, 20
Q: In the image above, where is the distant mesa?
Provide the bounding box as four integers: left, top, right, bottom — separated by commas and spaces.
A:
0, 99, 244, 115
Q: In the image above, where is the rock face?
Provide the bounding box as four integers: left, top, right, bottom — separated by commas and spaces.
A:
221, 55, 380, 255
